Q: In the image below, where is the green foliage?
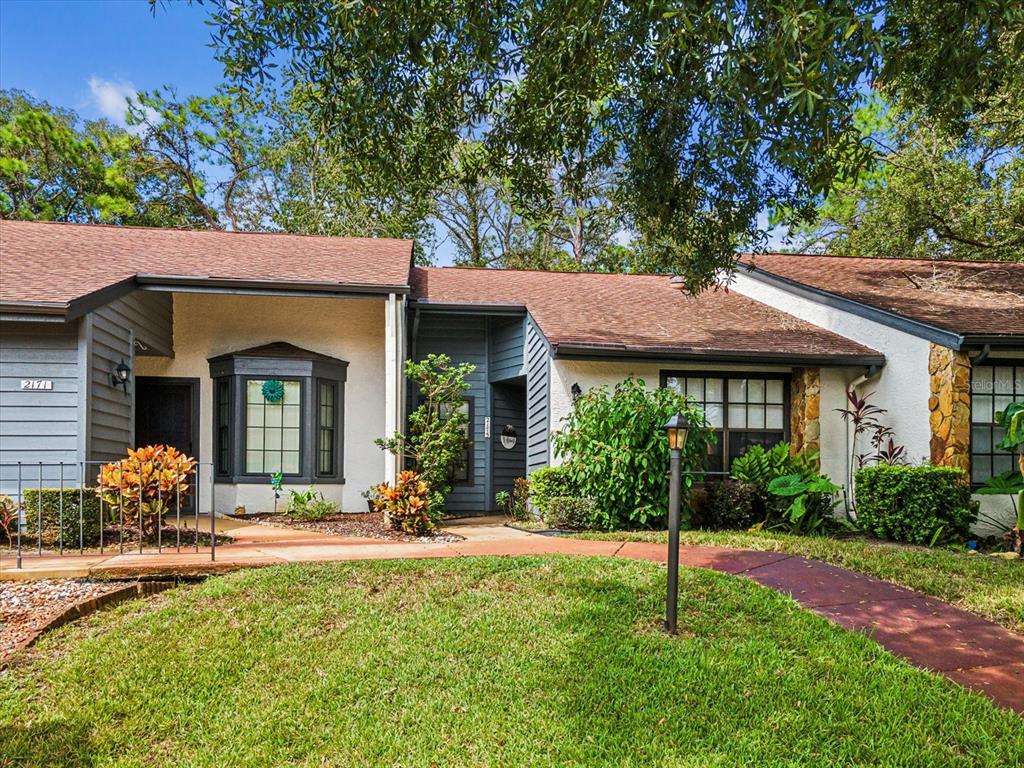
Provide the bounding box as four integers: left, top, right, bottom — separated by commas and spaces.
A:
205, 1, 1020, 289
977, 470, 1024, 534
377, 354, 475, 515
995, 403, 1024, 453
766, 473, 841, 535
798, 94, 1023, 261
542, 496, 597, 530
0, 87, 264, 228
495, 478, 531, 521
552, 377, 712, 530
527, 466, 579, 519
854, 465, 978, 545
286, 488, 339, 521
20, 488, 103, 548
703, 481, 763, 531
730, 443, 838, 534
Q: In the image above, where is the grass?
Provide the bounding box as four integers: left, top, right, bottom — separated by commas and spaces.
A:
2, 557, 1022, 767
568, 528, 1024, 632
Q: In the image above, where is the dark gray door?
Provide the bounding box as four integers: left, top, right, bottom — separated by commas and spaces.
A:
135, 377, 198, 458
491, 381, 527, 505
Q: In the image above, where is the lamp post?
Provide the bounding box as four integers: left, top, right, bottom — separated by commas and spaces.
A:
663, 412, 690, 634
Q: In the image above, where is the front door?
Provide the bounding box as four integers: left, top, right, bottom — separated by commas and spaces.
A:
135, 377, 199, 460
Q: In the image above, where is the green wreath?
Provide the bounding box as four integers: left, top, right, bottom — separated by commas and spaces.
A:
261, 379, 285, 403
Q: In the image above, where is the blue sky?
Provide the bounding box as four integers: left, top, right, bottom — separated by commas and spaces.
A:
0, 0, 220, 124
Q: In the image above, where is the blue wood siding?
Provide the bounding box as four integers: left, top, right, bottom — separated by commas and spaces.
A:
525, 315, 551, 473
0, 321, 84, 491
489, 317, 525, 382
411, 313, 490, 514
88, 291, 172, 462
491, 382, 527, 496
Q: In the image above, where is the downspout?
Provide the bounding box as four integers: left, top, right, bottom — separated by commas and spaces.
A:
844, 364, 882, 518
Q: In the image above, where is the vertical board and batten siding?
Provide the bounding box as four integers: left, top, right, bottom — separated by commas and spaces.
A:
488, 317, 526, 382
88, 290, 174, 462
410, 313, 490, 514
0, 321, 83, 490
525, 315, 551, 473
490, 382, 527, 497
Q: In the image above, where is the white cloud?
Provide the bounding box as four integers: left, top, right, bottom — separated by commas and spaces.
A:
87, 75, 137, 126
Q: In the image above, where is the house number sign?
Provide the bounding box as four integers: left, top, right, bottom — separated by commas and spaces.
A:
20, 380, 53, 391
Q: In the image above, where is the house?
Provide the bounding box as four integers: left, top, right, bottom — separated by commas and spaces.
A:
1, 220, 1021, 530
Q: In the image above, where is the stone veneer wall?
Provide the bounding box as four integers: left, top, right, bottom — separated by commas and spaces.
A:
790, 367, 821, 458
928, 343, 971, 471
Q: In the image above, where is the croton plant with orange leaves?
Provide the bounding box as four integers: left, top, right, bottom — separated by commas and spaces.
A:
96, 445, 197, 538
374, 470, 435, 535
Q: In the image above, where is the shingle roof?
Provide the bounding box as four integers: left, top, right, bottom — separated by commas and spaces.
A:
0, 220, 413, 314
743, 254, 1024, 338
411, 267, 883, 364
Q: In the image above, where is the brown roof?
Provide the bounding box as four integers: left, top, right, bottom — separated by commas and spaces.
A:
0, 220, 413, 314
411, 267, 883, 364
743, 254, 1024, 339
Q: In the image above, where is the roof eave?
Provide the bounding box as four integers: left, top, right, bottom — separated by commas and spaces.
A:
552, 342, 885, 368
136, 274, 410, 297
742, 265, 967, 349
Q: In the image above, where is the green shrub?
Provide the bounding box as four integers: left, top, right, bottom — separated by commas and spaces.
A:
528, 466, 579, 518
287, 488, 339, 521
496, 477, 532, 521
20, 488, 103, 548
552, 377, 713, 530
854, 465, 978, 545
543, 496, 596, 530
703, 480, 763, 530
730, 443, 836, 532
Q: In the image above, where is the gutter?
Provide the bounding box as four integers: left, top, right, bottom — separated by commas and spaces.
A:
411, 300, 528, 316
552, 342, 885, 368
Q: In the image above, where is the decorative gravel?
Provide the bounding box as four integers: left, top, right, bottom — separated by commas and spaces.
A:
0, 579, 128, 659
239, 512, 464, 543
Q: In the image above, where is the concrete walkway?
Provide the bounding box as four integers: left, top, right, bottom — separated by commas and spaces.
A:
2, 517, 1022, 714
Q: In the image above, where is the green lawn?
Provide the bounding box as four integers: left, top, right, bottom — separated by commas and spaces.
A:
2, 558, 1022, 767
569, 529, 1024, 632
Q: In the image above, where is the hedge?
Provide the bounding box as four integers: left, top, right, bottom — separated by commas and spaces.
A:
528, 466, 579, 518
542, 496, 596, 530
854, 465, 977, 545
21, 488, 103, 548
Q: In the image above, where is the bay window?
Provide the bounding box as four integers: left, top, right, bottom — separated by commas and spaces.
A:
209, 343, 347, 483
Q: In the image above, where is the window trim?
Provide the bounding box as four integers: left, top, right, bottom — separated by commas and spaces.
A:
660, 369, 792, 473
969, 361, 1023, 488
209, 347, 347, 484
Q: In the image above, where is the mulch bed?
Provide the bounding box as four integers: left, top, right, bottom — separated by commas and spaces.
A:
236, 512, 464, 543
0, 579, 129, 660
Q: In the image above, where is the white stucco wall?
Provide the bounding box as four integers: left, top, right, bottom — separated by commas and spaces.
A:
732, 273, 1024, 534
730, 272, 935, 463
135, 293, 388, 514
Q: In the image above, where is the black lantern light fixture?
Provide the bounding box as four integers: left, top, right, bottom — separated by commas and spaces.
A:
111, 358, 131, 393
571, 382, 582, 401
663, 411, 690, 633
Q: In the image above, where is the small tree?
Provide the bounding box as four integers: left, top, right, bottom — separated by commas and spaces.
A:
552, 377, 712, 530
377, 354, 476, 515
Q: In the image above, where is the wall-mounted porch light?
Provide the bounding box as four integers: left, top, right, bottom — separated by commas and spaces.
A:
111, 358, 131, 394
571, 382, 582, 401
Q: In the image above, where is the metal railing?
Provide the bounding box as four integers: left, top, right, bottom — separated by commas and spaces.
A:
1, 461, 217, 569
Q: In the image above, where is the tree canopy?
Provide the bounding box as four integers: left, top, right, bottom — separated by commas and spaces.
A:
200, 0, 1023, 289
795, 94, 1023, 261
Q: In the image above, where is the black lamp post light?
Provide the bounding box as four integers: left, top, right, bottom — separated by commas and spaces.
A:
111, 358, 131, 394
663, 411, 690, 634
